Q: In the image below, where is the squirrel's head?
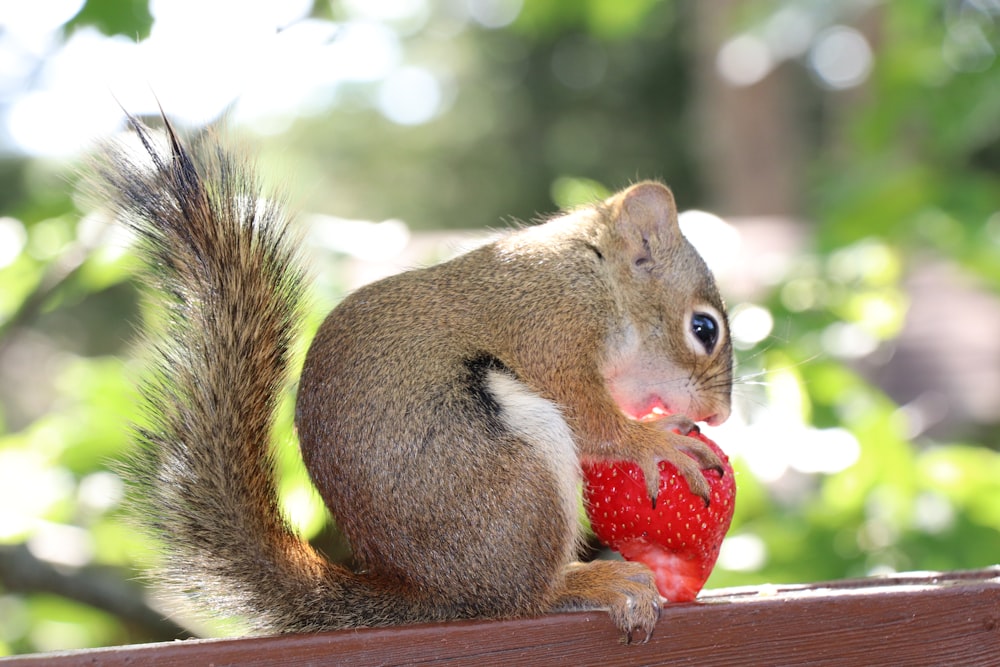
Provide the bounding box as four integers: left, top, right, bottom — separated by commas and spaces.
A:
597, 181, 733, 427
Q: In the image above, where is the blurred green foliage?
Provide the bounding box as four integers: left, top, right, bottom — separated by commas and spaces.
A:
1, 0, 999, 656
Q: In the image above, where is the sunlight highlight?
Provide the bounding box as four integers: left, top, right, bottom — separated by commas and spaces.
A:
809, 26, 873, 89
678, 210, 742, 280
0, 218, 27, 268
378, 66, 443, 125
730, 303, 774, 349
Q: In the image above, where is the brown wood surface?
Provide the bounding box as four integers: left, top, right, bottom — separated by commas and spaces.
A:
4, 568, 999, 666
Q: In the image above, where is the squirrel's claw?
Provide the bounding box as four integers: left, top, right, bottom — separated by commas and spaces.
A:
639, 458, 662, 509
680, 437, 725, 481
641, 429, 721, 507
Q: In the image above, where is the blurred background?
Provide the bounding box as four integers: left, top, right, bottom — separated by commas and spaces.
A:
1, 0, 999, 655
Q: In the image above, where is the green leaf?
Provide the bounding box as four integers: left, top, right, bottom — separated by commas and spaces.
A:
66, 0, 153, 39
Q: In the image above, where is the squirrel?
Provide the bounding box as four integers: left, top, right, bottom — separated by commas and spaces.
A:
92, 113, 733, 644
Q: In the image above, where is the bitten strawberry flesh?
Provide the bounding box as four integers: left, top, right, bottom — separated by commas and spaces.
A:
582, 431, 735, 602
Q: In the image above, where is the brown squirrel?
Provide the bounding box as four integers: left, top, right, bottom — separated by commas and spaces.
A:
93, 114, 732, 644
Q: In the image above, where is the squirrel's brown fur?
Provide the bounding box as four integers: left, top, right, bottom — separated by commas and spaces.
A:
94, 115, 732, 642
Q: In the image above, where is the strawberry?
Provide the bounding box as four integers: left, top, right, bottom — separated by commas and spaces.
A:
582, 431, 735, 602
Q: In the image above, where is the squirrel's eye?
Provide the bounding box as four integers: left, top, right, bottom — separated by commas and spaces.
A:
691, 312, 718, 353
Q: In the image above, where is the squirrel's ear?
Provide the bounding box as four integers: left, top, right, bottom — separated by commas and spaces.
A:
608, 181, 681, 268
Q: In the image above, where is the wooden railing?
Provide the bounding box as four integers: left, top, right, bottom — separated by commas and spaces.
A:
3, 568, 999, 666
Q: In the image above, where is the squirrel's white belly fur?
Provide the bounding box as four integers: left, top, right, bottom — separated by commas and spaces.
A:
485, 370, 581, 552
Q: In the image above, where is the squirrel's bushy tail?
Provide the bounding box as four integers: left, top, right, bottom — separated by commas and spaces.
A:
94, 115, 405, 633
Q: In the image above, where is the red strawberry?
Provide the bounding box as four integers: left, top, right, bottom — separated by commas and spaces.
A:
582, 431, 735, 602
